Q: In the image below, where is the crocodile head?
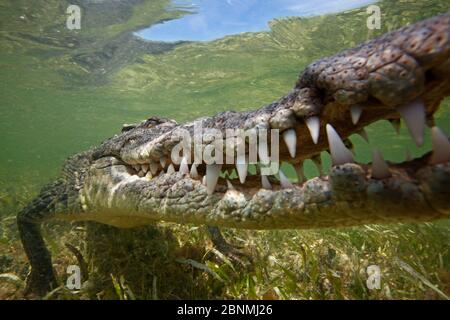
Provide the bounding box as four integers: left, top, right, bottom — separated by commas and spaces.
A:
81, 13, 450, 230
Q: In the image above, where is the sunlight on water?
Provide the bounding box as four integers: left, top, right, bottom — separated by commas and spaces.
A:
137, 0, 377, 41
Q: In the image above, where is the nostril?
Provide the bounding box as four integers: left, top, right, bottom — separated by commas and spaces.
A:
424, 69, 437, 82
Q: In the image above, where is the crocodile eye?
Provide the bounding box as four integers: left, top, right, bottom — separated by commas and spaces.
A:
121, 123, 137, 133
143, 116, 174, 128
144, 119, 160, 128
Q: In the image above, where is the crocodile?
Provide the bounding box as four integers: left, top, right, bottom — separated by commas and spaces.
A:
17, 12, 450, 296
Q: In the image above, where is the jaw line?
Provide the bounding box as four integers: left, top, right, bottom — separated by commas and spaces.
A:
83, 151, 450, 230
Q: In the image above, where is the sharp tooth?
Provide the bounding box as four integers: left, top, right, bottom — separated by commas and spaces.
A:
202, 176, 206, 185
405, 149, 413, 161
206, 164, 221, 195
350, 105, 363, 125
150, 161, 159, 175
282, 129, 297, 158
357, 128, 369, 143
190, 164, 199, 178
226, 180, 235, 190
160, 157, 167, 168
179, 157, 189, 175
261, 175, 272, 189
137, 170, 145, 177
258, 139, 270, 164
167, 164, 175, 174
145, 171, 153, 179
305, 116, 320, 144
236, 154, 248, 184
430, 127, 450, 164
398, 99, 425, 147
371, 149, 391, 179
278, 170, 293, 189
132, 165, 140, 172
141, 164, 149, 174
326, 124, 354, 165
312, 154, 323, 176
388, 119, 401, 135
295, 161, 306, 184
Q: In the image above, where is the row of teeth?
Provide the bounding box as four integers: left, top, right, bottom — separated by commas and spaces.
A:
129, 99, 450, 195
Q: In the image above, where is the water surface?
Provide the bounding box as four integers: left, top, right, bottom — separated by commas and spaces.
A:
137, 0, 377, 41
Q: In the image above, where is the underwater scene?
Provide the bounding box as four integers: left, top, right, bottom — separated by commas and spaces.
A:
0, 0, 449, 300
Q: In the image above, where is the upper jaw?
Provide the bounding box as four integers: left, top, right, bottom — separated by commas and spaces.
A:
87, 13, 450, 200
109, 14, 450, 194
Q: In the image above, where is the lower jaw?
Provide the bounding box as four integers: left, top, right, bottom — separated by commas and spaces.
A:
84, 156, 450, 230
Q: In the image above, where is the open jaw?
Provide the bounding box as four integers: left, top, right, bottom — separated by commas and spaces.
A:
82, 12, 450, 230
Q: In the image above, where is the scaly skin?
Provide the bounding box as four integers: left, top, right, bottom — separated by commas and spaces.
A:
17, 12, 450, 296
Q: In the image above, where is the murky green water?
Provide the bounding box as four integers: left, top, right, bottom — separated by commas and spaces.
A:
0, 0, 449, 197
